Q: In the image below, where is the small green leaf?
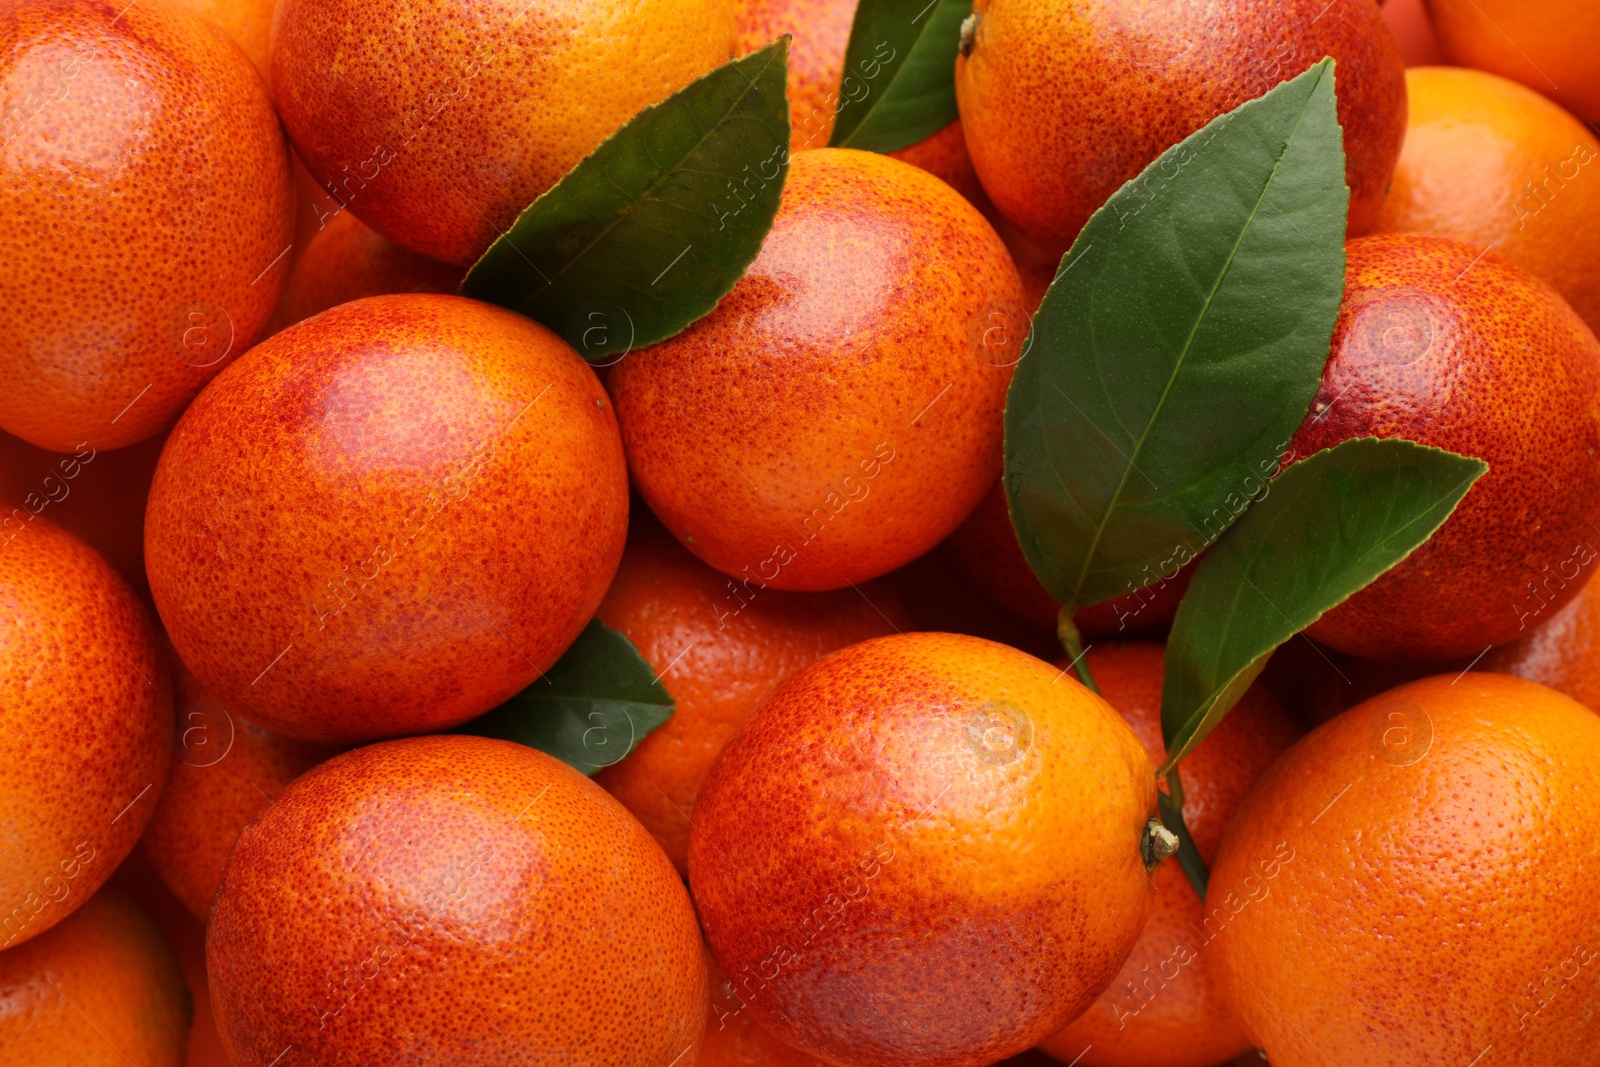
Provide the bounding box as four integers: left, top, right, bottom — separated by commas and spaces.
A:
828, 0, 971, 152
1157, 438, 1487, 775
1005, 59, 1347, 612
456, 621, 674, 776
460, 39, 791, 360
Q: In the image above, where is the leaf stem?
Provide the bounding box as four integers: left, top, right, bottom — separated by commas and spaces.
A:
1158, 768, 1210, 900
1057, 606, 1098, 694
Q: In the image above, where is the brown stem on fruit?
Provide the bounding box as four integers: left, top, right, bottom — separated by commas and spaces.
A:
1057, 606, 1099, 694
959, 13, 979, 57
1141, 817, 1180, 870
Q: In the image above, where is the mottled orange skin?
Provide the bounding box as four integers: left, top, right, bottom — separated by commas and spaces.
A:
955, 0, 1408, 256
594, 517, 907, 875
208, 735, 707, 1067
943, 479, 1193, 637
171, 0, 271, 83
1481, 575, 1600, 714
689, 632, 1157, 1067
143, 662, 342, 921
1041, 644, 1300, 1067
1375, 67, 1600, 335
0, 428, 164, 599
0, 519, 171, 950
0, 886, 189, 1067
701, 953, 831, 1066
1425, 0, 1600, 123
271, 209, 466, 333
0, 0, 293, 452
144, 294, 628, 744
1212, 674, 1600, 1066
888, 120, 990, 208
1290, 234, 1600, 661
612, 149, 1021, 591
272, 0, 737, 266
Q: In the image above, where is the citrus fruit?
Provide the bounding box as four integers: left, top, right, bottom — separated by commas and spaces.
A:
594, 516, 907, 874
271, 209, 466, 332
689, 632, 1158, 1066
1289, 233, 1600, 661
272, 0, 738, 265
171, 0, 272, 83
208, 734, 707, 1067
1424, 0, 1600, 123
142, 661, 341, 921
1481, 573, 1600, 713
1039, 643, 1300, 1067
943, 479, 1193, 637
0, 428, 164, 599
955, 0, 1408, 256
0, 0, 293, 452
702, 952, 830, 1066
0, 885, 189, 1067
1375, 66, 1600, 334
611, 148, 1021, 592
1211, 673, 1600, 1066
144, 293, 627, 744
1, 518, 171, 949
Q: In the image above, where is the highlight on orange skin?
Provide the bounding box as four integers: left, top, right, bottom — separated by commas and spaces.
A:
0, 885, 190, 1067
270, 209, 466, 333
272, 0, 738, 265
0, 518, 172, 951
689, 632, 1157, 1067
611, 148, 1022, 592
0, 0, 294, 452
207, 735, 708, 1067
142, 661, 343, 921
1040, 643, 1301, 1067
144, 294, 628, 744
594, 515, 908, 875
1374, 66, 1600, 335
1289, 233, 1600, 661
955, 0, 1408, 256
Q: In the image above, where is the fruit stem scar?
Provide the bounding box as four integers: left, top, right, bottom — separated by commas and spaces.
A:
1141, 817, 1180, 870
959, 13, 978, 57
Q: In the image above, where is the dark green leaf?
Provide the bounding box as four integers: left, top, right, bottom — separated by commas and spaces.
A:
459, 39, 791, 360
1005, 58, 1348, 612
827, 0, 971, 152
456, 621, 674, 776
1157, 438, 1487, 774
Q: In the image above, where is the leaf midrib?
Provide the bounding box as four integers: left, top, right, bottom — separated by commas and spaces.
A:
1065, 66, 1328, 606
833, 0, 952, 148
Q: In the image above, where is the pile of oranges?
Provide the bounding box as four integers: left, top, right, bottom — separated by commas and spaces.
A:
3, 1, 1600, 1066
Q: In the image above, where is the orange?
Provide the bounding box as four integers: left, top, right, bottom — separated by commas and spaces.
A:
956, 0, 1408, 256
0, 427, 164, 599
689, 632, 1157, 1066
1211, 674, 1600, 1066
594, 516, 907, 875
1039, 643, 1300, 1067
1375, 66, 1600, 335
272, 0, 738, 265
701, 952, 830, 1066
144, 294, 628, 744
170, 0, 272, 84
0, 0, 293, 452
271, 209, 466, 332
1, 518, 171, 949
943, 479, 1192, 638
1425, 0, 1600, 123
611, 148, 1021, 592
732, 0, 988, 204
142, 661, 341, 921
1289, 233, 1600, 661
1481, 573, 1600, 713
0, 885, 189, 1066
208, 734, 707, 1066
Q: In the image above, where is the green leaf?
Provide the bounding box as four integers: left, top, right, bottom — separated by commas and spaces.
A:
459, 39, 791, 361
827, 0, 971, 152
1157, 438, 1487, 775
456, 621, 674, 776
1004, 58, 1348, 612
